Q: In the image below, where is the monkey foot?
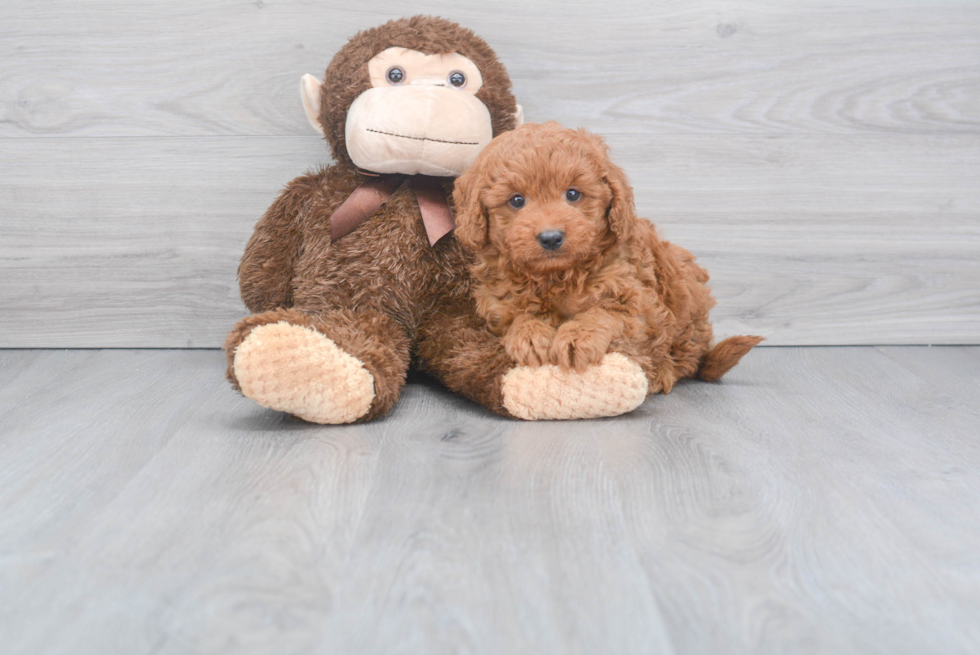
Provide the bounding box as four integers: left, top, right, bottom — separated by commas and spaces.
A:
500, 353, 648, 420
233, 321, 375, 424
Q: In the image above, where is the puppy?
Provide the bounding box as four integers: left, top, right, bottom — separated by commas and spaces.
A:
453, 121, 762, 394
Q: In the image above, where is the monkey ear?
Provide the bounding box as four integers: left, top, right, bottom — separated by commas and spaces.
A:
452, 166, 490, 251
513, 104, 524, 128
300, 74, 326, 136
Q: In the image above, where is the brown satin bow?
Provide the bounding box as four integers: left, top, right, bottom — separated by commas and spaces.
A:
329, 173, 456, 246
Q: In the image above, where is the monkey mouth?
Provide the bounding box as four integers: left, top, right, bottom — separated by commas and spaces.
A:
365, 128, 479, 146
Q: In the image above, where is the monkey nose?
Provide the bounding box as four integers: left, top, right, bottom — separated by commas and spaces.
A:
410, 76, 446, 86
537, 230, 565, 251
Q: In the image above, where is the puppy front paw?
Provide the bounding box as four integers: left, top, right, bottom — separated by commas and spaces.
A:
503, 317, 556, 367
549, 320, 614, 372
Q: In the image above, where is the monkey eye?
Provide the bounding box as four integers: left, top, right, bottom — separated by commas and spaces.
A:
386, 66, 405, 85
448, 71, 466, 88
508, 194, 525, 209
565, 189, 582, 202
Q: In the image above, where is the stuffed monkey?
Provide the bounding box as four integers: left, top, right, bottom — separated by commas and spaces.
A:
224, 16, 650, 423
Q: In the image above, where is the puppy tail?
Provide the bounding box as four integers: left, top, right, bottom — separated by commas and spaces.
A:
697, 335, 765, 382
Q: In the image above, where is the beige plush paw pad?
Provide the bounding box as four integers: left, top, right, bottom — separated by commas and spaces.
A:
501, 353, 648, 421
233, 321, 375, 424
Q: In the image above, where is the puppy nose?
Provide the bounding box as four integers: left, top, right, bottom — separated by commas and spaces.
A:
537, 230, 565, 251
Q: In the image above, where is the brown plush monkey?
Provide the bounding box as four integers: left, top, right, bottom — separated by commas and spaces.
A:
224, 16, 651, 423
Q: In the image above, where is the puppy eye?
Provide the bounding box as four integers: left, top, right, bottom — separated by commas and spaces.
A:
448, 71, 466, 88
508, 194, 525, 209
386, 67, 405, 85
565, 189, 582, 202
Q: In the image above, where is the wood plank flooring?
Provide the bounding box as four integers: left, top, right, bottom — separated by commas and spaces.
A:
1, 347, 978, 654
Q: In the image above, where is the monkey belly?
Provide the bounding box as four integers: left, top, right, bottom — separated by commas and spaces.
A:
291, 183, 469, 331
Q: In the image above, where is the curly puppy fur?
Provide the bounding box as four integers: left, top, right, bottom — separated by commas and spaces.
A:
225, 16, 521, 421
454, 122, 762, 394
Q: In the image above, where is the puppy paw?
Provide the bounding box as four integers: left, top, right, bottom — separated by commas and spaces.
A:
501, 353, 648, 420
233, 321, 375, 424
503, 317, 556, 367
549, 320, 614, 372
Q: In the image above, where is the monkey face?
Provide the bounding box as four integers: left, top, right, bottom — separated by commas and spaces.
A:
342, 48, 493, 176
302, 17, 523, 175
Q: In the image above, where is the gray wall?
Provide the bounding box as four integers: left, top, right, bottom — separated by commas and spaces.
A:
2, 1, 978, 347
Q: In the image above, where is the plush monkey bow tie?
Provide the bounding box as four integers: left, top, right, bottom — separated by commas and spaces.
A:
330, 172, 456, 247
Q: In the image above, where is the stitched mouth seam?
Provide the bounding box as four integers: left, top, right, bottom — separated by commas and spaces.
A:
365, 128, 479, 146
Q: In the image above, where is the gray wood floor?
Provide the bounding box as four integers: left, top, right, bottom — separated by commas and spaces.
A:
1, 347, 978, 655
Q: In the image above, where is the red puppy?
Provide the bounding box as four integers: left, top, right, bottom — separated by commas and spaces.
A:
454, 122, 762, 394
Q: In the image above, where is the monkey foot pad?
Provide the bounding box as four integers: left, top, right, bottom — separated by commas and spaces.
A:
501, 353, 648, 420
233, 321, 376, 424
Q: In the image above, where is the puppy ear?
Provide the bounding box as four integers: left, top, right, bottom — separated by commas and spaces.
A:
581, 130, 636, 243
452, 164, 490, 251
603, 158, 635, 243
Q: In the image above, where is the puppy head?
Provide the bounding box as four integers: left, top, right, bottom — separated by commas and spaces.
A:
454, 122, 635, 274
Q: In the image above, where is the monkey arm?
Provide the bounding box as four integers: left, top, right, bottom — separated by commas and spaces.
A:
238, 168, 352, 313
238, 181, 307, 313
